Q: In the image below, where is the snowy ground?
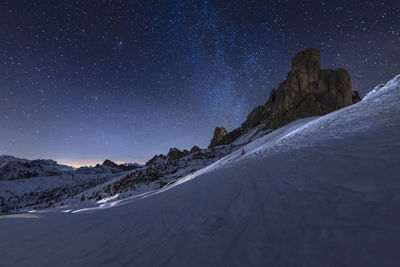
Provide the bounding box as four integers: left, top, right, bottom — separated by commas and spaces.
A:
0, 171, 127, 213
0, 144, 237, 213
0, 75, 399, 266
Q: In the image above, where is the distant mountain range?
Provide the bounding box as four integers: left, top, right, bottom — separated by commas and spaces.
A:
0, 155, 73, 180
0, 155, 143, 181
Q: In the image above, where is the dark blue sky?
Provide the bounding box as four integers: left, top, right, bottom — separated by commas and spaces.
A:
1, 0, 399, 166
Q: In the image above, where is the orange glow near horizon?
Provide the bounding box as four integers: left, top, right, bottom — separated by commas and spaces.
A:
58, 159, 146, 168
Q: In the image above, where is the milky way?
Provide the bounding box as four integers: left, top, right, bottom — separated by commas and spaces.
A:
0, 0, 399, 166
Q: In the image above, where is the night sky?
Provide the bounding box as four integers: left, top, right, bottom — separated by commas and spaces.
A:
1, 1, 399, 166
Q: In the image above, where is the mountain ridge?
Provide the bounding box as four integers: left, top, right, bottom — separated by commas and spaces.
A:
208, 48, 361, 147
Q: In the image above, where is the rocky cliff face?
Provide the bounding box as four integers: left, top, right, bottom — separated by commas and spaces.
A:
208, 127, 228, 148
189, 146, 201, 154
167, 148, 186, 161
210, 48, 358, 147
146, 146, 204, 166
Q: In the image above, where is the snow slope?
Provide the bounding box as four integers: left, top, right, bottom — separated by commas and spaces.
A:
0, 143, 237, 213
0, 156, 73, 181
1, 75, 400, 267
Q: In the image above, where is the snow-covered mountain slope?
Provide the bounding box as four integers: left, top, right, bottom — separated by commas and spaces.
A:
0, 156, 73, 180
0, 171, 127, 213
0, 144, 237, 213
1, 75, 400, 267
0, 156, 149, 212
0, 155, 28, 167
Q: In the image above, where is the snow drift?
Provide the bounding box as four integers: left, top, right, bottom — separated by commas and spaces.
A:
0, 75, 400, 267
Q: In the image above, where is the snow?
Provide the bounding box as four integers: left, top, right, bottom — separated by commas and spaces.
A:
231, 124, 273, 145
0, 171, 126, 212
0, 142, 236, 213
0, 75, 400, 266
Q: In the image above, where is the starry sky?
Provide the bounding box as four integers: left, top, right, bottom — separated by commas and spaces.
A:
1, 0, 399, 166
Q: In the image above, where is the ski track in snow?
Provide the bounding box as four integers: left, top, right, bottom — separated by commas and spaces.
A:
0, 75, 400, 266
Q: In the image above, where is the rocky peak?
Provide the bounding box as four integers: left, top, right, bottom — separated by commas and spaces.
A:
208, 127, 228, 148
102, 159, 120, 169
146, 154, 167, 166
209, 48, 356, 147
190, 146, 200, 154
251, 48, 354, 129
147, 145, 203, 165
101, 159, 140, 171
291, 48, 321, 88
167, 148, 184, 161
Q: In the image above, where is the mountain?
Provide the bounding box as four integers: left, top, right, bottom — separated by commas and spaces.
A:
122, 162, 144, 168
0, 155, 28, 166
209, 48, 361, 147
1, 74, 399, 266
0, 156, 73, 180
0, 157, 144, 212
99, 159, 142, 171
0, 146, 235, 212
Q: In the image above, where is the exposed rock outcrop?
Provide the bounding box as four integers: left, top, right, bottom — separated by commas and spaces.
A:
352, 90, 362, 104
102, 159, 120, 169
190, 146, 201, 154
146, 145, 203, 166
210, 48, 356, 147
247, 48, 353, 129
146, 154, 167, 166
167, 148, 184, 161
101, 159, 140, 171
208, 127, 228, 148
